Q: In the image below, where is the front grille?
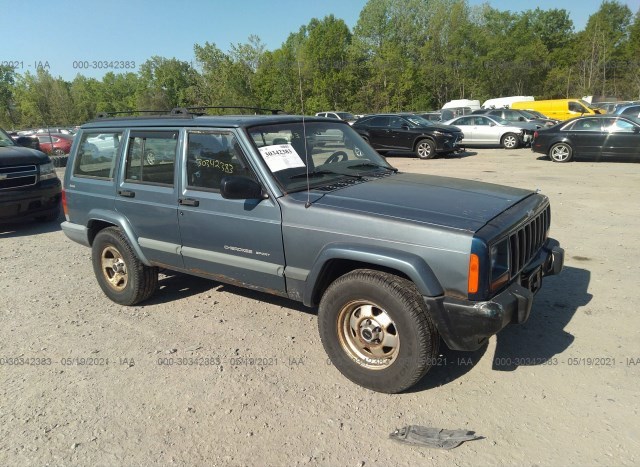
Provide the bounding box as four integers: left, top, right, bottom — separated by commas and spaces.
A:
0, 165, 38, 190
508, 205, 550, 277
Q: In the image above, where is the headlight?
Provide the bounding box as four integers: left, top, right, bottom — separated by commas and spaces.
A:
39, 162, 58, 181
432, 130, 449, 137
490, 238, 510, 291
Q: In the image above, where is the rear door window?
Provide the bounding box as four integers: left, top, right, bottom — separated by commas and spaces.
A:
74, 131, 123, 179
124, 131, 178, 186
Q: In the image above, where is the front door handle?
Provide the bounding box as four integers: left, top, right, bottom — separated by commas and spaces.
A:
179, 198, 200, 207
118, 190, 135, 198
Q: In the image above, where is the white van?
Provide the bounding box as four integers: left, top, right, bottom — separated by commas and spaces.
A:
482, 96, 534, 109
442, 99, 481, 110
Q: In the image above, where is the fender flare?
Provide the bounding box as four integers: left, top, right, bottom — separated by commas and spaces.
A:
302, 243, 444, 307
87, 209, 151, 266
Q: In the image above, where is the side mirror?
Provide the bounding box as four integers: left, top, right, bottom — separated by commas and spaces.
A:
633, 126, 640, 134
489, 123, 495, 127
220, 176, 267, 200
16, 136, 41, 150
401, 124, 410, 130
518, 117, 525, 121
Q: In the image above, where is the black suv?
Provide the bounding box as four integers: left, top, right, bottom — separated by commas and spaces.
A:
0, 127, 61, 222
352, 114, 463, 159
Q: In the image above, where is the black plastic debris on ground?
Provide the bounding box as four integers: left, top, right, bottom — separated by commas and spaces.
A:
389, 426, 482, 449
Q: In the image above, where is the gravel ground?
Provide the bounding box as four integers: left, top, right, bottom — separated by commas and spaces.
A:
1, 147, 639, 466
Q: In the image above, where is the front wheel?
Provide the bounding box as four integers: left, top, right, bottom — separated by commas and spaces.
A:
415, 139, 436, 159
92, 227, 158, 305
501, 133, 520, 149
318, 270, 439, 393
549, 142, 573, 162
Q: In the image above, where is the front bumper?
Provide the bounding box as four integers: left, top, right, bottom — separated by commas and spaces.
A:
0, 179, 62, 222
436, 135, 463, 153
424, 238, 564, 351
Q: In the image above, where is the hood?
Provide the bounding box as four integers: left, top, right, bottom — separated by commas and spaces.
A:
308, 172, 532, 232
0, 145, 49, 166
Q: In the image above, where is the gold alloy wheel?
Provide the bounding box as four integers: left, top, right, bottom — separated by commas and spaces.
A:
337, 300, 400, 370
100, 246, 128, 291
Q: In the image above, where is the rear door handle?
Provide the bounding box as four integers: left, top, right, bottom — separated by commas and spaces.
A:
179, 198, 200, 207
118, 190, 135, 198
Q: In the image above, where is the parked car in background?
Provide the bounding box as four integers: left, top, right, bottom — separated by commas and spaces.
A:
531, 115, 640, 162
472, 108, 557, 128
593, 102, 618, 113
36, 133, 74, 155
415, 111, 442, 122
612, 103, 640, 119
0, 126, 61, 223
352, 113, 463, 159
444, 114, 534, 149
315, 112, 357, 125
511, 99, 602, 121
35, 127, 76, 135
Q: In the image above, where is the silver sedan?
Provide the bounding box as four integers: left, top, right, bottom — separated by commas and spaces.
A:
444, 115, 531, 149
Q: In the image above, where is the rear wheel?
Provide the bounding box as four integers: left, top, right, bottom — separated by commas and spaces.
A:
501, 133, 519, 149
92, 227, 158, 305
318, 269, 439, 393
549, 142, 573, 162
415, 139, 436, 159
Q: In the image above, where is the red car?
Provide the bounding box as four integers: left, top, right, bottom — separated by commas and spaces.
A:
36, 133, 74, 155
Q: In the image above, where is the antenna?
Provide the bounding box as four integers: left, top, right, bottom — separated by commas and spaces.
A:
297, 59, 312, 209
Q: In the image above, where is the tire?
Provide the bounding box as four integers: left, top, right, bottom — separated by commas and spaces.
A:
91, 227, 158, 305
549, 142, 573, 162
318, 269, 439, 393
415, 139, 436, 159
145, 150, 156, 165
501, 133, 519, 149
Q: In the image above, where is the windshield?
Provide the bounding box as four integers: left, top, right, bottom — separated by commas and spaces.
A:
247, 122, 394, 193
490, 116, 510, 125
336, 112, 356, 121
519, 110, 537, 119
580, 99, 601, 111
0, 129, 16, 147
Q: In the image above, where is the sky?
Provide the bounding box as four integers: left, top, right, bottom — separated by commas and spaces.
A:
2, 0, 639, 81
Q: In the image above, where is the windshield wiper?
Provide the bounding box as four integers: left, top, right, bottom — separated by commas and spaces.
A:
347, 163, 398, 172
289, 169, 363, 180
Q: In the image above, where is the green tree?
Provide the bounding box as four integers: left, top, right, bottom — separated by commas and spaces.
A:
137, 57, 198, 110
0, 66, 17, 127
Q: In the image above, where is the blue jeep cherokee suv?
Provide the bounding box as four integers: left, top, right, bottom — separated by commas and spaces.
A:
61, 110, 564, 393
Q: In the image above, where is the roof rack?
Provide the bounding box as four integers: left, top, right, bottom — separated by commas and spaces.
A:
94, 106, 286, 120
174, 106, 286, 116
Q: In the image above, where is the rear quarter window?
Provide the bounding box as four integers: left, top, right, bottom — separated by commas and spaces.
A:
73, 131, 123, 179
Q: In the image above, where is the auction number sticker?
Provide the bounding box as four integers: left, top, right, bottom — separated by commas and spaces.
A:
258, 144, 305, 172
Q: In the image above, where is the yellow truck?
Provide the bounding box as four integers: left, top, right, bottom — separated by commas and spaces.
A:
511, 99, 603, 120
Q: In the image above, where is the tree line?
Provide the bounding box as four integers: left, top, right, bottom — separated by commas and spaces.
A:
1, 0, 638, 129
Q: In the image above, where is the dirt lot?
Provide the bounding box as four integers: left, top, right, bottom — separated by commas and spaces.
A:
1, 148, 639, 466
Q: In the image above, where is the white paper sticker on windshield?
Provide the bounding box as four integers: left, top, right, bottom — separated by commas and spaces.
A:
258, 144, 306, 172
